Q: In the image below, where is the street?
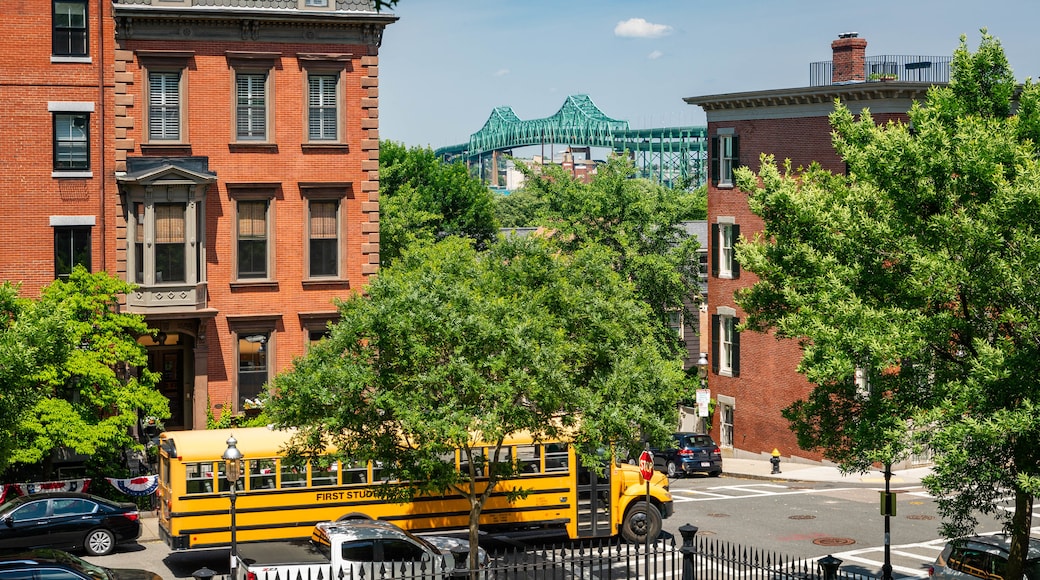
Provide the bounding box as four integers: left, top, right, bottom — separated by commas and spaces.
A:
84, 474, 1030, 580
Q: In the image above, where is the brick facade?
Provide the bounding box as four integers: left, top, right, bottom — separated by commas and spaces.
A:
685, 35, 937, 462
3, 0, 395, 431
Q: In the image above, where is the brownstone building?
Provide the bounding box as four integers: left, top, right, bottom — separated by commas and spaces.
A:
3, 0, 395, 431
684, 33, 946, 463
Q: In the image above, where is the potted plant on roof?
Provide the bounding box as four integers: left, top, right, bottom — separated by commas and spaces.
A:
869, 72, 898, 82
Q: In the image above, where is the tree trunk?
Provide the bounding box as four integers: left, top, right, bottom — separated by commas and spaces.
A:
468, 500, 483, 580
1007, 489, 1033, 580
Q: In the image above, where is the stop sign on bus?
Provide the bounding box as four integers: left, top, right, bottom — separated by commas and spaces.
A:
638, 449, 654, 481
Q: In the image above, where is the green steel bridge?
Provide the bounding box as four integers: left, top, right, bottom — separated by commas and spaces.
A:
433, 94, 707, 189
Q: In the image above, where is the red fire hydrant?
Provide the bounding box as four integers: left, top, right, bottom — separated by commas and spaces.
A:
770, 448, 781, 474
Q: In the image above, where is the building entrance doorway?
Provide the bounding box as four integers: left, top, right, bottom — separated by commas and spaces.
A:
150, 348, 186, 430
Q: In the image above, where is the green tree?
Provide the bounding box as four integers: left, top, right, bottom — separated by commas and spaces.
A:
516, 154, 705, 358
379, 141, 499, 266
265, 236, 684, 566
734, 30, 1040, 579
0, 269, 168, 481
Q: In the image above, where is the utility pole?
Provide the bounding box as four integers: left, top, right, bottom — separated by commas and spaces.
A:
882, 462, 893, 580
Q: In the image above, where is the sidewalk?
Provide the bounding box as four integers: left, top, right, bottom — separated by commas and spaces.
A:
719, 455, 931, 486
139, 509, 162, 543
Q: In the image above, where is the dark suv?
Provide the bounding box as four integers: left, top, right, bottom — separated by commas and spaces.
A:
652, 433, 722, 478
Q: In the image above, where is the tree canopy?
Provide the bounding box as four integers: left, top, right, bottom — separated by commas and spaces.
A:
0, 269, 168, 482
511, 155, 706, 358
265, 235, 685, 559
378, 141, 499, 266
734, 30, 1040, 578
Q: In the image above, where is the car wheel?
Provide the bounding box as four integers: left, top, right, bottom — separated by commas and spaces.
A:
84, 528, 116, 556
665, 460, 679, 479
621, 501, 662, 544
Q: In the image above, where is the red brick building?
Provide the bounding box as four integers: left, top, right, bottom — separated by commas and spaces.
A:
3, 0, 395, 430
684, 34, 944, 462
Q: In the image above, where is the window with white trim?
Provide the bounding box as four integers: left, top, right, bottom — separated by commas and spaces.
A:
148, 71, 182, 141
711, 221, 740, 279
238, 332, 269, 410
53, 0, 87, 57
711, 131, 739, 187
235, 71, 269, 141
712, 311, 740, 377
53, 112, 89, 171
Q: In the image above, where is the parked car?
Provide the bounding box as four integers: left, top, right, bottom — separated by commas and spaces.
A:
235, 518, 491, 580
0, 548, 161, 579
930, 534, 1040, 580
0, 492, 141, 556
651, 433, 722, 478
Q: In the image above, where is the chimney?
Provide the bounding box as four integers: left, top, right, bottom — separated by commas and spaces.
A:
831, 32, 867, 83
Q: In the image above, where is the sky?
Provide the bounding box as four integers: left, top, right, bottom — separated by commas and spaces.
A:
376, 0, 1040, 152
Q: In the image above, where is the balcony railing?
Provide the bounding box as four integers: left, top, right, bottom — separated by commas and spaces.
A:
810, 55, 952, 86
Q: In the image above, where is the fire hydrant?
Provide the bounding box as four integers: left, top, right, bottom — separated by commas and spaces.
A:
770, 448, 781, 474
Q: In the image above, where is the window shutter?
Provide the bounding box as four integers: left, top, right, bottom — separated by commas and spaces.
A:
731, 224, 740, 279
236, 73, 266, 139
731, 136, 740, 172
731, 318, 741, 377
149, 72, 180, 140
711, 315, 720, 374
710, 136, 719, 186
308, 75, 338, 140
711, 224, 720, 278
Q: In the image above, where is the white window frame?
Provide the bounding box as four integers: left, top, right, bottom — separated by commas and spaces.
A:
718, 219, 735, 279
718, 133, 736, 187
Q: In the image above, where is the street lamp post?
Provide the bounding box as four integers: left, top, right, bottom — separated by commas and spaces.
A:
697, 353, 708, 433
223, 436, 243, 579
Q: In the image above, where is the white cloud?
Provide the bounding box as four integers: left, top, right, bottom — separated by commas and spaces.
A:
648, 50, 664, 60
614, 18, 673, 39
494, 68, 510, 77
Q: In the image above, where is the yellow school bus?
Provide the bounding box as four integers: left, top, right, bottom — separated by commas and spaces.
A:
156, 426, 673, 549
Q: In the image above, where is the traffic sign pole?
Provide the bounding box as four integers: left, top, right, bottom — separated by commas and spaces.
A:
639, 446, 654, 579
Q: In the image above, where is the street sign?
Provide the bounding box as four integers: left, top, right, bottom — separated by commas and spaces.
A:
638, 449, 654, 481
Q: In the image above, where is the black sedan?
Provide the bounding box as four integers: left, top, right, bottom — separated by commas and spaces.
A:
0, 548, 161, 579
0, 492, 141, 556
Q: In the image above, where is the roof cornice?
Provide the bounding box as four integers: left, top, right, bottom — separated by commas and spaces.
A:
684, 82, 936, 112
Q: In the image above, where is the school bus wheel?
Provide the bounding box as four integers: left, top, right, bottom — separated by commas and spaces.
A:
621, 501, 662, 544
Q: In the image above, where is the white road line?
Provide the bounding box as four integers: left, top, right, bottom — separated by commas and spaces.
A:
827, 553, 928, 577
671, 485, 860, 501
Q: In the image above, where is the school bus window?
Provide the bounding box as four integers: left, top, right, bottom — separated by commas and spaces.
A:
185, 462, 214, 494
310, 457, 338, 487
249, 459, 276, 490
460, 447, 486, 477
281, 459, 306, 488
517, 445, 540, 474
217, 461, 244, 493
488, 447, 513, 477
341, 459, 367, 484
545, 443, 569, 472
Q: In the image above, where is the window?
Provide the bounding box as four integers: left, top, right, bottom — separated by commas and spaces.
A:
148, 71, 182, 141
712, 221, 740, 279
54, 225, 91, 279
53, 112, 89, 171
237, 200, 269, 279
718, 399, 734, 448
711, 132, 739, 187
248, 459, 276, 490
308, 74, 339, 141
712, 312, 740, 377
155, 203, 186, 283
668, 309, 684, 341
238, 332, 269, 410
309, 200, 339, 277
53, 0, 87, 57
235, 72, 268, 140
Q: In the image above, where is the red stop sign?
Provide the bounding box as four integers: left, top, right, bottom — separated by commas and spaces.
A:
638, 449, 654, 481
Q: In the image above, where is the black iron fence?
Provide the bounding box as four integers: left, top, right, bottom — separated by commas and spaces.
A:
227, 525, 882, 580
809, 55, 952, 86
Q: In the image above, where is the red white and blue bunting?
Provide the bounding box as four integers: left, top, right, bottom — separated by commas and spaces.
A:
0, 478, 93, 503
105, 475, 160, 497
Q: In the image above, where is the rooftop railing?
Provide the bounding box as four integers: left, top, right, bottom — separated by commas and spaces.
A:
810, 55, 952, 86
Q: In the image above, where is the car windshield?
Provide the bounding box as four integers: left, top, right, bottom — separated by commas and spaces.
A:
680, 435, 713, 448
